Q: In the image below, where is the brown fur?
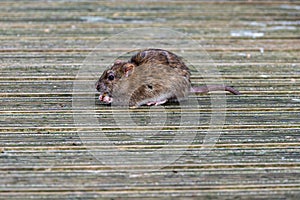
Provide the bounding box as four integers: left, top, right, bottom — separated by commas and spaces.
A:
129, 48, 190, 79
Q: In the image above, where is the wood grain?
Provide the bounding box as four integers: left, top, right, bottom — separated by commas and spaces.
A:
0, 0, 299, 199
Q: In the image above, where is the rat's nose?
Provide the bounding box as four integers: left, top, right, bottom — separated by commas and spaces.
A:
95, 82, 101, 91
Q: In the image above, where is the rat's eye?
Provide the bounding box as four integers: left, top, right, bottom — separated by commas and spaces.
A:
107, 74, 115, 81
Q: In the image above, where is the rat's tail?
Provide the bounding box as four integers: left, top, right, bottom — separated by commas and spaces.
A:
191, 85, 241, 95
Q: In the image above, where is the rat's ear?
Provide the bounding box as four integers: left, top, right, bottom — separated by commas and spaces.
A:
114, 59, 123, 65
123, 63, 135, 77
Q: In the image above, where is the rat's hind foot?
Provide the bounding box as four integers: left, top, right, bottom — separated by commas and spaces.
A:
146, 99, 167, 106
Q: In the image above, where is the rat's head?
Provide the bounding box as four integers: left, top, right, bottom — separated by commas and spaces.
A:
95, 60, 135, 104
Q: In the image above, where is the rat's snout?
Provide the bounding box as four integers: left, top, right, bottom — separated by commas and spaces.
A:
96, 84, 100, 91
95, 81, 102, 91
95, 80, 109, 93
95, 80, 113, 103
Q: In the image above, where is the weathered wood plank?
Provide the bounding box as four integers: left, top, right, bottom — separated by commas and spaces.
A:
0, 0, 299, 199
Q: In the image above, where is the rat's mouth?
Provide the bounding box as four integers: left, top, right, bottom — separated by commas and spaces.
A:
99, 93, 113, 104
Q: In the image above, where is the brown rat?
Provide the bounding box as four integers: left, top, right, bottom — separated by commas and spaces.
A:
96, 48, 240, 107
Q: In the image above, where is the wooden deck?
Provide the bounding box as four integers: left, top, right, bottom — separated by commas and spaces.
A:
0, 0, 299, 199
